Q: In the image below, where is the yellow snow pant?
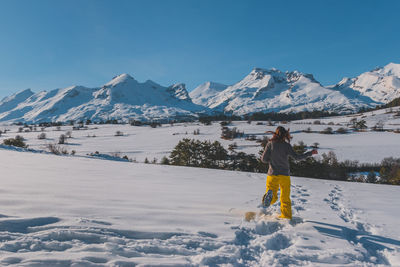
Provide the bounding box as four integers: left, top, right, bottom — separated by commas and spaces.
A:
266, 175, 292, 219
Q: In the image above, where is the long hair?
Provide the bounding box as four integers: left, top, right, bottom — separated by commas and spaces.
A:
269, 126, 292, 143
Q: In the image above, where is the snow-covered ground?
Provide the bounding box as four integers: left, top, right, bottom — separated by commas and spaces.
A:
1, 106, 400, 164
0, 148, 399, 266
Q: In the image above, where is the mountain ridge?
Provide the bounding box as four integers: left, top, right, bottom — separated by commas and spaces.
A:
0, 62, 399, 123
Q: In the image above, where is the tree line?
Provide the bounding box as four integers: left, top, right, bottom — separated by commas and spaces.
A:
166, 138, 400, 185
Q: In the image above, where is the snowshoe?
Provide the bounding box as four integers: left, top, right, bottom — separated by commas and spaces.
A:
262, 190, 273, 208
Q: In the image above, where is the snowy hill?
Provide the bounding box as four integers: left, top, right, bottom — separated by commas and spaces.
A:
330, 63, 400, 103
204, 68, 372, 115
0, 74, 206, 123
0, 148, 399, 265
189, 81, 228, 106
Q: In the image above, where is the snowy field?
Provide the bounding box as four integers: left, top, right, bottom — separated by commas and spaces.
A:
1, 106, 400, 164
0, 148, 399, 266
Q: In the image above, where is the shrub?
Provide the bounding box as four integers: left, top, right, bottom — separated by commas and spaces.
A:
220, 121, 231, 126
350, 118, 367, 131
161, 156, 170, 165
380, 157, 400, 185
372, 121, 384, 131
59, 134, 66, 144
246, 135, 257, 141
47, 143, 68, 155
366, 171, 377, 183
336, 127, 348, 134
321, 127, 333, 134
313, 120, 321, 125
221, 127, 244, 140
3, 135, 27, 148
37, 133, 47, 139
150, 122, 161, 128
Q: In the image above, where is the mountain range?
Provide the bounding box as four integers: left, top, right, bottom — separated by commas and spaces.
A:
0, 63, 399, 123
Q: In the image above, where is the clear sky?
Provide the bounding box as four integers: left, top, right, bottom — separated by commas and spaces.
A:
0, 0, 399, 97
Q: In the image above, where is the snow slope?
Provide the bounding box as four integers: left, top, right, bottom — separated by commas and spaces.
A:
0, 148, 399, 266
0, 74, 206, 123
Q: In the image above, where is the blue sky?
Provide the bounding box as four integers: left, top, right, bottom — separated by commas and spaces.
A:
0, 0, 399, 97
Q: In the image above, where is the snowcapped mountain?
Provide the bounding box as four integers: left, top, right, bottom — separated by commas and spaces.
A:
189, 81, 228, 106
0, 74, 206, 123
330, 62, 400, 103
204, 68, 373, 115
1, 63, 400, 123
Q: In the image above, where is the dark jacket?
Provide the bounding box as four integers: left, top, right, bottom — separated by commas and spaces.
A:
261, 141, 312, 176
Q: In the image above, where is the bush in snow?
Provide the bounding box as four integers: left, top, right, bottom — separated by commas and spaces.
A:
58, 134, 66, 144
199, 117, 212, 125
366, 171, 377, 183
336, 127, 348, 134
221, 126, 244, 140
37, 133, 47, 140
3, 135, 27, 148
321, 127, 333, 134
371, 121, 384, 132
312, 142, 319, 149
161, 156, 170, 165
380, 157, 400, 185
150, 122, 161, 128
47, 143, 68, 155
350, 118, 367, 131
115, 131, 124, 136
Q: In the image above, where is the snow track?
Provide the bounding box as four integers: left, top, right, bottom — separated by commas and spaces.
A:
321, 184, 399, 265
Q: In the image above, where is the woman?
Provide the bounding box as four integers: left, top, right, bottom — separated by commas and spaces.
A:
261, 126, 317, 219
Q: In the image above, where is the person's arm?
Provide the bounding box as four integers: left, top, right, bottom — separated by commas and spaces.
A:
287, 144, 316, 161
261, 142, 272, 163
